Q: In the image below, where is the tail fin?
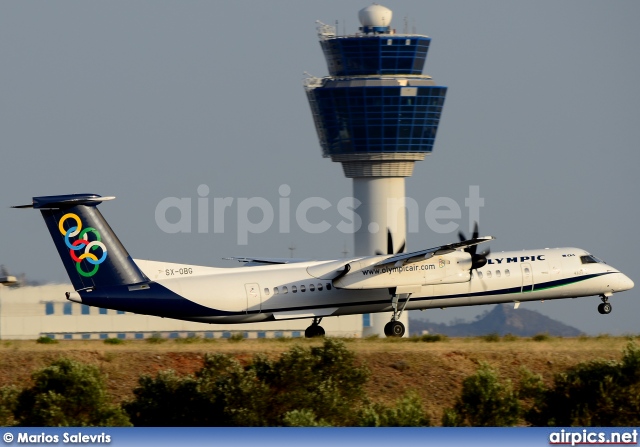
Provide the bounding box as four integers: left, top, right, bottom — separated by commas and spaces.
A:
14, 194, 148, 291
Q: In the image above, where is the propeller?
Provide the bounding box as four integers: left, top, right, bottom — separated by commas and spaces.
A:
376, 229, 406, 256
458, 222, 491, 270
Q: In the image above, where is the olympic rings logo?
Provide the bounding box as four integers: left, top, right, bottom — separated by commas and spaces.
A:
58, 213, 108, 278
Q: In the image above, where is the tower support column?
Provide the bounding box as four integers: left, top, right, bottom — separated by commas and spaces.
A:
353, 177, 406, 257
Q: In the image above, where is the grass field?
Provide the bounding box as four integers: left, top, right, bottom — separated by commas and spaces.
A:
0, 334, 637, 423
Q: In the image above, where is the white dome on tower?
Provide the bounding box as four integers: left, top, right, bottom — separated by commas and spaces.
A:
358, 4, 393, 28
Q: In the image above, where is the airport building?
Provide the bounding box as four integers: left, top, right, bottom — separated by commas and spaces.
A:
305, 5, 447, 336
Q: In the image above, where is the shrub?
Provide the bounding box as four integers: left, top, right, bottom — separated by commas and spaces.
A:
442, 362, 520, 426
502, 333, 519, 342
0, 386, 20, 426
13, 358, 130, 426
282, 409, 332, 427
251, 339, 370, 426
125, 339, 370, 427
124, 370, 211, 426
145, 333, 166, 344
524, 342, 640, 426
481, 333, 500, 342
228, 333, 244, 342
532, 333, 550, 342
358, 392, 430, 427
36, 336, 57, 344
103, 338, 124, 345
420, 334, 448, 343
174, 335, 200, 344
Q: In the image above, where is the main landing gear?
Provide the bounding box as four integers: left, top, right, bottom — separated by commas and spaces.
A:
384, 291, 412, 338
304, 317, 325, 338
598, 294, 612, 315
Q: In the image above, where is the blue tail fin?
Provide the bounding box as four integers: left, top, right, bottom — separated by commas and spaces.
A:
15, 194, 148, 291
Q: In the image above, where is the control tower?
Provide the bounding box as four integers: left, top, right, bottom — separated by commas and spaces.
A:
304, 4, 447, 336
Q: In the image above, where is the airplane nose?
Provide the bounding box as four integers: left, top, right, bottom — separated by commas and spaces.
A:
617, 273, 634, 292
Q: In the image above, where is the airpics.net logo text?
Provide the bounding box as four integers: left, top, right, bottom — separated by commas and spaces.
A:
154, 184, 485, 245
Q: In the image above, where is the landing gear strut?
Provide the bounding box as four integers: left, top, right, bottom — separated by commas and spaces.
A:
304, 317, 325, 338
598, 295, 612, 315
384, 292, 412, 338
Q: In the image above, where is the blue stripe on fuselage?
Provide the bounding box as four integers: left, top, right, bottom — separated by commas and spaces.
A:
79, 282, 235, 318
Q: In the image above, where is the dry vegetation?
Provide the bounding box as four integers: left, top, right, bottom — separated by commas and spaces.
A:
0, 335, 636, 422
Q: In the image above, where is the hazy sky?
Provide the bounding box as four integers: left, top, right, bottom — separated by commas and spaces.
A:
1, 1, 638, 334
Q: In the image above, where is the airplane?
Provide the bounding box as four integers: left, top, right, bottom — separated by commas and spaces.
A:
14, 193, 634, 338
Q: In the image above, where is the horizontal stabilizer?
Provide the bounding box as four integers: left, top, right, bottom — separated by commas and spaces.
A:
13, 194, 115, 210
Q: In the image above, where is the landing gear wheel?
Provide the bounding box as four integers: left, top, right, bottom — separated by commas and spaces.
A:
384, 321, 405, 338
598, 295, 612, 315
598, 302, 612, 315
304, 319, 325, 338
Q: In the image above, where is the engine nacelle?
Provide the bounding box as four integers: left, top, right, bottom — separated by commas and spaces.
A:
333, 251, 473, 290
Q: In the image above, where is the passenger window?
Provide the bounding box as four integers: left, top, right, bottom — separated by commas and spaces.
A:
326, 283, 332, 291
496, 270, 501, 278
292, 285, 297, 293
273, 287, 279, 295
264, 288, 270, 296
486, 271, 492, 278
282, 286, 288, 294
300, 285, 306, 292
317, 283, 323, 291
309, 284, 315, 292
505, 269, 510, 277
524, 268, 530, 275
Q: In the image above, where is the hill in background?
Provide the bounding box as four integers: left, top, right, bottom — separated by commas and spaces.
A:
410, 304, 582, 337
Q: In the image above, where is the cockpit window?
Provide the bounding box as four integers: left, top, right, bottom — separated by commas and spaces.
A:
581, 255, 604, 264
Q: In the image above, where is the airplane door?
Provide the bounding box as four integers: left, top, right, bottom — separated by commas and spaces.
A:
521, 263, 533, 293
244, 283, 261, 313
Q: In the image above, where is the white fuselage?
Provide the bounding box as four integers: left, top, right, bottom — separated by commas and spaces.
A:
133, 247, 633, 324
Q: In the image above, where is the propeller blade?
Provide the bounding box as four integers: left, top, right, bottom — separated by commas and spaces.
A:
472, 221, 479, 240
387, 229, 394, 255
470, 222, 480, 256
397, 240, 406, 254
459, 222, 490, 270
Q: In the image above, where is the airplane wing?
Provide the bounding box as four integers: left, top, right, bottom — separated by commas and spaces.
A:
224, 257, 312, 266
373, 236, 494, 267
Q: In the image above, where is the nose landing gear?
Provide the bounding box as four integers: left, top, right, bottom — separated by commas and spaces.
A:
598, 294, 612, 315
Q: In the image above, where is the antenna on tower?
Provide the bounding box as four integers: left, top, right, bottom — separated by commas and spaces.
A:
341, 242, 349, 258
403, 16, 408, 34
